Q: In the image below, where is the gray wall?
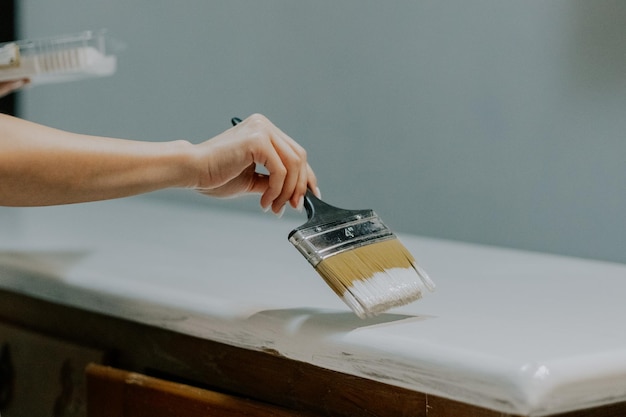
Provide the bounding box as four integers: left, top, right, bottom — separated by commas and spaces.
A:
18, 1, 626, 263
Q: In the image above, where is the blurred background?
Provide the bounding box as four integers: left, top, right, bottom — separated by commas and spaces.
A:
3, 0, 626, 264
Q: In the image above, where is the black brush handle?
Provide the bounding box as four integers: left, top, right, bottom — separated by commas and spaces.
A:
302, 189, 357, 224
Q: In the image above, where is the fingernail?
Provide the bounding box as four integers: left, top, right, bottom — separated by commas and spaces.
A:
276, 205, 286, 218
315, 187, 322, 199
296, 196, 304, 212
261, 202, 271, 212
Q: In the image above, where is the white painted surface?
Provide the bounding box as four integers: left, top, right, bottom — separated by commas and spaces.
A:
1, 197, 626, 416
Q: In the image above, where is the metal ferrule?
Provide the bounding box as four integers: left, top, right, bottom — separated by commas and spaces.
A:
288, 213, 395, 267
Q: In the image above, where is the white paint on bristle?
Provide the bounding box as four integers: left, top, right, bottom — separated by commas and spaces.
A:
343, 266, 432, 318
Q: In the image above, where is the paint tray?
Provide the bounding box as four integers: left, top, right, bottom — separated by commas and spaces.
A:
0, 30, 117, 85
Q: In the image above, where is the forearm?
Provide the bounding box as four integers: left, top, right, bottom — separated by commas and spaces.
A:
0, 114, 198, 206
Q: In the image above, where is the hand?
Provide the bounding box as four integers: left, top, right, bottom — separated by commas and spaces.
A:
193, 114, 319, 214
0, 79, 29, 98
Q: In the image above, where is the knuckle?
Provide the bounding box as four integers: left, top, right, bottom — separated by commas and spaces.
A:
292, 145, 307, 160
247, 113, 268, 126
287, 155, 303, 170
274, 166, 287, 178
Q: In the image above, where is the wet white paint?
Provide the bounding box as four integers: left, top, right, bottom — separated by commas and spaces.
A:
343, 266, 433, 318
2, 197, 626, 416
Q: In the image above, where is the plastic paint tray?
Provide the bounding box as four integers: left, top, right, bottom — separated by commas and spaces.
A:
0, 30, 117, 85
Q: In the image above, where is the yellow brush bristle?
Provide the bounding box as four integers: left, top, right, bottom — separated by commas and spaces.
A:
315, 239, 435, 318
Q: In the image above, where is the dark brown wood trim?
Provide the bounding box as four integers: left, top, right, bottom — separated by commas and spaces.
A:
1, 289, 624, 417
86, 363, 318, 417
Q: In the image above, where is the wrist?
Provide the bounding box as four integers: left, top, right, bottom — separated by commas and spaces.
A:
162, 139, 201, 189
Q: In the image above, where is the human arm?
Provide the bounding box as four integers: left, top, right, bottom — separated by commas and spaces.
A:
0, 113, 318, 212
0, 79, 29, 98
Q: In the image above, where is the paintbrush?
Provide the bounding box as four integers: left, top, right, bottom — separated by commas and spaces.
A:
289, 190, 434, 318
231, 117, 434, 318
